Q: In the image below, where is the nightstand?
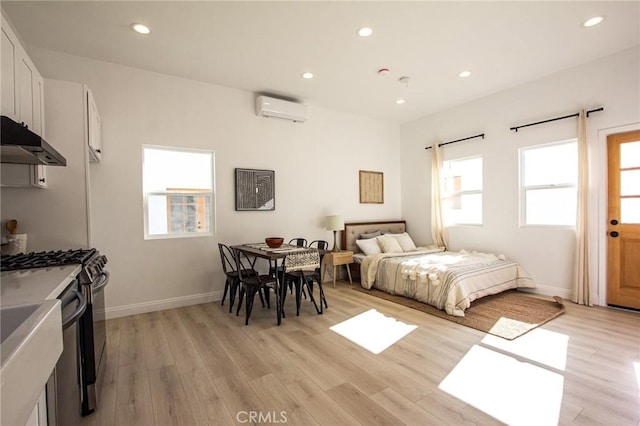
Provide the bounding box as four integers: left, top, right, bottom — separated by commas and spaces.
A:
321, 251, 354, 287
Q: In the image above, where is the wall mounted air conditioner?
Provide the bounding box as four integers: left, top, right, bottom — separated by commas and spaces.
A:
255, 96, 307, 123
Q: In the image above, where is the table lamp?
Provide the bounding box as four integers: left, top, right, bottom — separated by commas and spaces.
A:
326, 215, 345, 252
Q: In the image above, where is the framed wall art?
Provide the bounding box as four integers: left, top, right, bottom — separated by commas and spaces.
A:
235, 168, 275, 211
359, 170, 384, 204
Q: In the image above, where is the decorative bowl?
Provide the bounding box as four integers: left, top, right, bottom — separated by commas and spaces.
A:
265, 237, 284, 248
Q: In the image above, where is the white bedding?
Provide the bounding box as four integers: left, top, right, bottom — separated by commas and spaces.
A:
360, 249, 535, 317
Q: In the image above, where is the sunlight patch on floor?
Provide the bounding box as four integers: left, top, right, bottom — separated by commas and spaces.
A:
634, 362, 640, 389
330, 309, 417, 354
439, 345, 564, 426
482, 327, 569, 371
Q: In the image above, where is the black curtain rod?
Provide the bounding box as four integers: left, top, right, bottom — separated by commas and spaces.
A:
510, 107, 604, 132
424, 133, 485, 150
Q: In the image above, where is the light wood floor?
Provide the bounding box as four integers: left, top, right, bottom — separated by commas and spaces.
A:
81, 282, 639, 426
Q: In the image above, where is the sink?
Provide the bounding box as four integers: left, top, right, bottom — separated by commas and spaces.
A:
1, 304, 39, 343
0, 300, 62, 426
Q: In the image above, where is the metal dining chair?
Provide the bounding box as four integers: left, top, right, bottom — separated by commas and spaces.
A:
289, 238, 307, 247
271, 237, 308, 292
218, 243, 241, 313
282, 240, 329, 315
306, 240, 329, 309
233, 248, 277, 325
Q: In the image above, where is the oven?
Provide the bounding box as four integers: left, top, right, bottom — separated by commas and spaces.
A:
50, 280, 86, 426
78, 265, 109, 415
0, 248, 109, 423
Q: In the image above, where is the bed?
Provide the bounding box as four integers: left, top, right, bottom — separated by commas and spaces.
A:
342, 220, 535, 316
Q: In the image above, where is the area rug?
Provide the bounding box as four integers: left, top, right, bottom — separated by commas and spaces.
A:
351, 287, 565, 340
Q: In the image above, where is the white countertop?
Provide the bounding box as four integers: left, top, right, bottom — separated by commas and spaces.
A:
0, 265, 78, 426
0, 265, 81, 306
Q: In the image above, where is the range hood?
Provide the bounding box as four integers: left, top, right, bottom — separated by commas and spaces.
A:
1, 115, 66, 166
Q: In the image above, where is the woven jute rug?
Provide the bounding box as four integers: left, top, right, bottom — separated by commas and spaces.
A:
352, 286, 565, 340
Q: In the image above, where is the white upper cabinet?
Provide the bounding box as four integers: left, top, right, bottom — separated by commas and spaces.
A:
1, 13, 47, 188
1, 14, 44, 134
1, 20, 18, 120
86, 87, 102, 162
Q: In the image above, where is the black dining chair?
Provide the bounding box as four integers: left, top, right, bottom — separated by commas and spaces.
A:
270, 237, 309, 290
218, 243, 241, 313
289, 238, 307, 247
219, 243, 267, 314
306, 240, 329, 310
233, 248, 277, 325
282, 241, 328, 315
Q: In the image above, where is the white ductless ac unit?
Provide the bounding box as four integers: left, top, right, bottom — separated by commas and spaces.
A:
255, 95, 307, 123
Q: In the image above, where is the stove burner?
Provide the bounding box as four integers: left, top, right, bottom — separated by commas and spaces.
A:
0, 248, 97, 272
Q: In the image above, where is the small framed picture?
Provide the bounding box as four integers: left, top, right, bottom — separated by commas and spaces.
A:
235, 168, 275, 211
359, 170, 384, 204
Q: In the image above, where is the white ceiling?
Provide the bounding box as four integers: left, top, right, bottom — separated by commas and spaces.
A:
2, 1, 639, 124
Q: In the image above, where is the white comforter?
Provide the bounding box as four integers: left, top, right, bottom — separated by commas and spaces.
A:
360, 249, 535, 316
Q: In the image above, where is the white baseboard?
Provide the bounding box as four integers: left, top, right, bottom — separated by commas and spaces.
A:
103, 291, 223, 319
519, 284, 572, 301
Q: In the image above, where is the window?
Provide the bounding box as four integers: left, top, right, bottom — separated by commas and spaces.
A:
143, 145, 214, 239
442, 156, 483, 225
520, 140, 577, 226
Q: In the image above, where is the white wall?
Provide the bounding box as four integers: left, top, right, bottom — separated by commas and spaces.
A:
5, 48, 401, 317
1, 80, 91, 251
400, 47, 640, 301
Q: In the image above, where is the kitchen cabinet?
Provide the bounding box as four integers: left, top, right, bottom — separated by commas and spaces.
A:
1, 14, 45, 136
86, 88, 102, 162
1, 13, 47, 188
1, 163, 47, 188
25, 388, 48, 426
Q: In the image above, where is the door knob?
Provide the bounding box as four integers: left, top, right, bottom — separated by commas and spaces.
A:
610, 219, 619, 225
610, 231, 619, 238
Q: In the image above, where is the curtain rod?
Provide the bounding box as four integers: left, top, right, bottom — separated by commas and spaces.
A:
424, 133, 485, 150
510, 107, 604, 132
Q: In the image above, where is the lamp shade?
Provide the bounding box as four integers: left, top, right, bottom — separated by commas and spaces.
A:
326, 215, 345, 231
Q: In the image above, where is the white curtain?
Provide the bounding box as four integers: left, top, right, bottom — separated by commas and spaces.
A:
430, 142, 448, 249
572, 109, 591, 305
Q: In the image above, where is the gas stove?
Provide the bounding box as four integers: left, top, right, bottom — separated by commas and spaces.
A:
0, 249, 107, 283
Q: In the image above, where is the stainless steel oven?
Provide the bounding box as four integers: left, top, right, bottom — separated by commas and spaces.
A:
79, 268, 109, 415
47, 279, 86, 426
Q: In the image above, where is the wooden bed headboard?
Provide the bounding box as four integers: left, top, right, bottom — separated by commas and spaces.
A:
342, 220, 406, 254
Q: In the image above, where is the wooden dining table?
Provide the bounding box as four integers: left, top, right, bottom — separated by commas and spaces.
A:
231, 243, 324, 325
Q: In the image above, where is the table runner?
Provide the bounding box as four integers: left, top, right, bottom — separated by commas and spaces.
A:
244, 243, 319, 272
284, 249, 320, 272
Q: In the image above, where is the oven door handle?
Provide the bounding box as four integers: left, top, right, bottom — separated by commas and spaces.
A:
62, 291, 87, 330
91, 270, 110, 294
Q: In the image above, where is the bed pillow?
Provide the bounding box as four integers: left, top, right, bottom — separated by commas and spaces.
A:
355, 238, 382, 255
394, 233, 418, 252
377, 235, 404, 253
359, 230, 381, 240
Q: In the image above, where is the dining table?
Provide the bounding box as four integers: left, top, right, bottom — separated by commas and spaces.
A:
231, 243, 323, 325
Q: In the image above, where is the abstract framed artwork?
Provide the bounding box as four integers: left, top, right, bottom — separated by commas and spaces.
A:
235, 168, 275, 211
359, 170, 384, 204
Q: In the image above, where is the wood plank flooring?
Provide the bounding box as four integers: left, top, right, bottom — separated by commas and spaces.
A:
81, 282, 640, 426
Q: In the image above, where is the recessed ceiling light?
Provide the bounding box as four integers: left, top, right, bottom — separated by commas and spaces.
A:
302, 72, 314, 79
131, 23, 150, 35
583, 16, 604, 27
459, 70, 471, 78
396, 99, 406, 105
357, 27, 373, 37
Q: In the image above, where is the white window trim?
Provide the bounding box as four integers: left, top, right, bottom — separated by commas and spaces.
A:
519, 139, 577, 228
142, 145, 216, 240
443, 155, 483, 226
